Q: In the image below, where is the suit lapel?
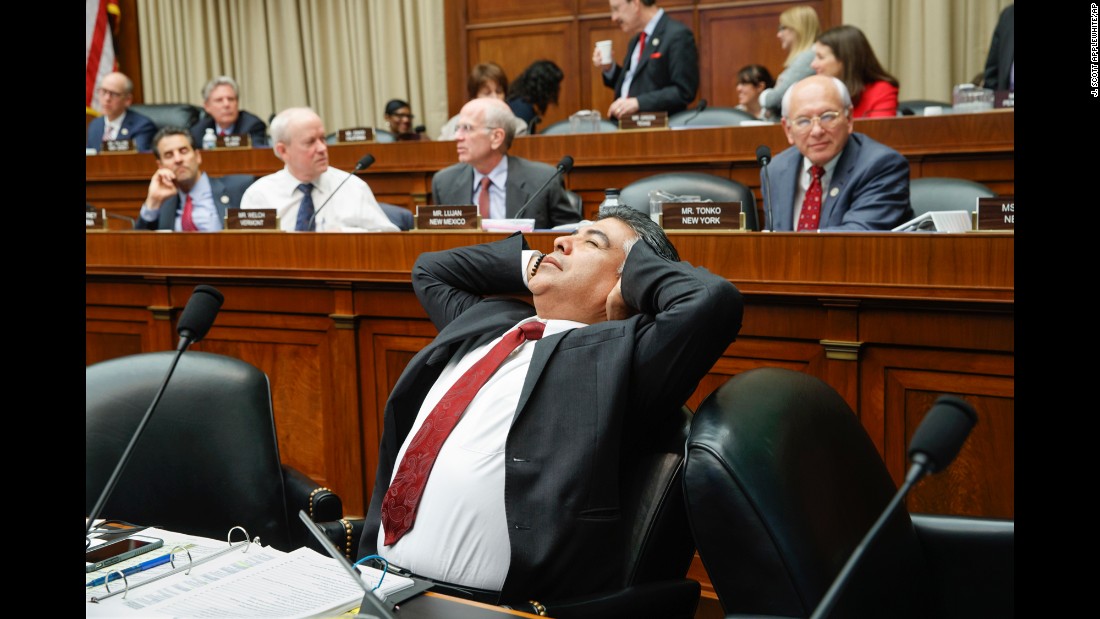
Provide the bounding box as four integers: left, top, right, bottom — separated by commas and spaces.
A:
512, 330, 565, 424
209, 176, 230, 220
820, 138, 859, 227
504, 158, 528, 217
160, 195, 180, 230
634, 13, 665, 75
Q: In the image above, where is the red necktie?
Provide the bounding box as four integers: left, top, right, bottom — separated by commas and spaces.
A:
636, 32, 647, 67
381, 320, 546, 545
477, 176, 491, 218
797, 165, 825, 231
181, 194, 198, 231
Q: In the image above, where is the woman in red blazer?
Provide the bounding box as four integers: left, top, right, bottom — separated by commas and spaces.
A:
811, 25, 899, 118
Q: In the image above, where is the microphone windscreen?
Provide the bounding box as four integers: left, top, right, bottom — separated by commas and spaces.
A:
907, 395, 977, 473
558, 155, 574, 174
177, 285, 224, 343
356, 154, 376, 170
698, 98, 708, 112
414, 125, 426, 133
756, 145, 772, 165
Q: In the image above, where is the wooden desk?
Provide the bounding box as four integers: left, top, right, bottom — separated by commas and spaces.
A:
85, 110, 1014, 228
86, 230, 1014, 600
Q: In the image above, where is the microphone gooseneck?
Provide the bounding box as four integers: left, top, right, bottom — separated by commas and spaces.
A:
682, 99, 708, 126
306, 153, 376, 231
512, 155, 574, 221
86, 285, 226, 538
809, 395, 978, 619
756, 145, 773, 232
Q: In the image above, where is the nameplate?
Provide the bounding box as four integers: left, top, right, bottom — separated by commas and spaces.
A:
976, 196, 1014, 231
993, 91, 1014, 109
103, 139, 135, 153
338, 127, 375, 143
86, 208, 104, 230
216, 134, 252, 149
225, 208, 278, 230
618, 111, 669, 131
660, 202, 745, 231
415, 204, 479, 230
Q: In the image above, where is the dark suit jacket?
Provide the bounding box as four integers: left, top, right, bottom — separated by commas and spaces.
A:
763, 132, 912, 231
982, 4, 1014, 91
86, 110, 157, 153
358, 233, 742, 603
431, 156, 577, 229
134, 174, 255, 230
602, 12, 699, 115
190, 109, 268, 148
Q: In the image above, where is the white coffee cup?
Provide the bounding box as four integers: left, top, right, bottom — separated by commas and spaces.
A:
596, 40, 613, 65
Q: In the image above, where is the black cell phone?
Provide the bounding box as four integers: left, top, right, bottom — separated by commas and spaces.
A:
86, 535, 164, 573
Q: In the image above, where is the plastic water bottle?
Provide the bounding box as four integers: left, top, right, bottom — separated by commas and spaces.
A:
202, 128, 217, 150
599, 188, 622, 213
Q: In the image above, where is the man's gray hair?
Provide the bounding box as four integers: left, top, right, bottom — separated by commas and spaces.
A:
202, 76, 240, 102
269, 107, 319, 160
482, 102, 517, 150
781, 76, 851, 118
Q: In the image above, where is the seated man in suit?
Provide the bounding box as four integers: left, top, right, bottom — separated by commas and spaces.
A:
240, 107, 398, 232
190, 76, 268, 147
765, 75, 912, 231
135, 127, 254, 231
359, 205, 743, 612
431, 97, 577, 230
87, 72, 157, 153
593, 0, 699, 119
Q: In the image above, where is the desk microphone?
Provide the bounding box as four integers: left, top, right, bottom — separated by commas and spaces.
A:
86, 285, 225, 537
756, 145, 773, 232
306, 153, 376, 231
681, 99, 708, 125
809, 395, 977, 619
511, 155, 574, 222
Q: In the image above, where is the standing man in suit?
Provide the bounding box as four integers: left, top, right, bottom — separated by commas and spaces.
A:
982, 4, 1014, 92
86, 72, 157, 153
593, 0, 699, 119
431, 97, 578, 229
763, 75, 912, 231
189, 76, 268, 148
358, 205, 742, 612
135, 127, 254, 231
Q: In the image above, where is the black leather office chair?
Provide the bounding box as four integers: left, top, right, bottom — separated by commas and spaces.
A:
669, 107, 757, 127
374, 129, 397, 143
379, 202, 414, 230
86, 352, 351, 555
129, 103, 202, 131
619, 172, 759, 231
538, 118, 619, 135
684, 368, 1013, 619
910, 177, 995, 218
542, 406, 700, 619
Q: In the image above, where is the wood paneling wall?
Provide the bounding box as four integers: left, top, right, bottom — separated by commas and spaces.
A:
444, 0, 841, 129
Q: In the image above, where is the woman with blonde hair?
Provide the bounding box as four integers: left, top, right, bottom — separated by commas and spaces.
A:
758, 5, 820, 120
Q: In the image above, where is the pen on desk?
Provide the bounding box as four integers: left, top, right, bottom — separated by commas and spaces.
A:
86, 553, 172, 587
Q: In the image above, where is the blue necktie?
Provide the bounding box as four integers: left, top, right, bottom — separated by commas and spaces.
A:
295, 183, 315, 231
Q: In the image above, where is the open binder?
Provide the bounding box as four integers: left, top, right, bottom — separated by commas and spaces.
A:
85, 525, 417, 618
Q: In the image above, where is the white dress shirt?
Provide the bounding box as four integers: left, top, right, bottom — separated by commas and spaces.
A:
239, 167, 398, 232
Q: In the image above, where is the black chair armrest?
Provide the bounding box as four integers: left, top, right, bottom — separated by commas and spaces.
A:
912, 513, 1013, 619
303, 518, 366, 561
540, 579, 700, 619
282, 464, 343, 522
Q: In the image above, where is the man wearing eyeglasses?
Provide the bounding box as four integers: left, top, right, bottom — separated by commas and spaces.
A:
86, 72, 157, 153
431, 97, 578, 230
764, 75, 912, 231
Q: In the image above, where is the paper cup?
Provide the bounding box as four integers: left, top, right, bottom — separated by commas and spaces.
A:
596, 40, 613, 65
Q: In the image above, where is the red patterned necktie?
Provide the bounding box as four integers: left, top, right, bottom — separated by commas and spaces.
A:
381, 320, 546, 545
635, 32, 647, 67
797, 165, 825, 231
477, 176, 491, 218
181, 194, 198, 231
